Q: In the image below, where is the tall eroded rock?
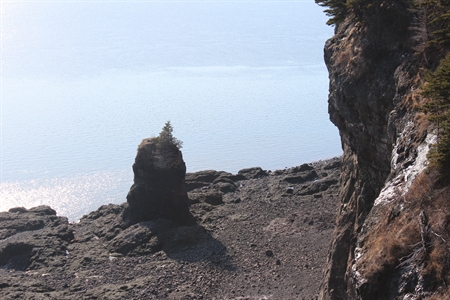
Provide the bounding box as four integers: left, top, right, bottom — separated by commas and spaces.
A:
123, 126, 191, 225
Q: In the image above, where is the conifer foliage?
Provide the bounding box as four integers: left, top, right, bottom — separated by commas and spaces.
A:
422, 53, 450, 124
316, 0, 411, 27
315, 0, 348, 25
419, 0, 450, 180
421, 0, 450, 46
157, 121, 183, 150
421, 53, 450, 180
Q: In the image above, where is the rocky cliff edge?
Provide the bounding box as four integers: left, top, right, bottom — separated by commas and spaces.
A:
319, 2, 450, 299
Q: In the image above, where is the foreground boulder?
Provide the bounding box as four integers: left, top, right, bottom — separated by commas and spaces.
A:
123, 136, 191, 225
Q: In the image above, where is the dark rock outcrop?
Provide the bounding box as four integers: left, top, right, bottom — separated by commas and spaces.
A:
185, 170, 242, 192
123, 138, 191, 225
0, 206, 73, 271
284, 170, 318, 184
79, 204, 126, 241
237, 167, 268, 179
189, 191, 224, 206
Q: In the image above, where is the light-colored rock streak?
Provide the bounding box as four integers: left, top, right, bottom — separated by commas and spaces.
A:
374, 130, 436, 206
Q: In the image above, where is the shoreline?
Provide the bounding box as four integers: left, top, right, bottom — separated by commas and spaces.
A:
1, 156, 342, 223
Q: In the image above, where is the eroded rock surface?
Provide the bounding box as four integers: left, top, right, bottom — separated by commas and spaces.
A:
0, 206, 74, 271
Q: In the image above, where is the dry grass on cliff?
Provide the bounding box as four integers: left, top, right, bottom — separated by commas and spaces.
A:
358, 169, 450, 294
414, 112, 430, 140
358, 200, 420, 284
406, 170, 450, 283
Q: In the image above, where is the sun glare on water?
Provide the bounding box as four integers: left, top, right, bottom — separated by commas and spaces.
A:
0, 170, 132, 222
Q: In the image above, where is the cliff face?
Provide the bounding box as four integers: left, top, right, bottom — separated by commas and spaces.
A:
319, 4, 441, 299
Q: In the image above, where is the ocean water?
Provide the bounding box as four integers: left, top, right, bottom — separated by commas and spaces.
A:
1, 1, 341, 221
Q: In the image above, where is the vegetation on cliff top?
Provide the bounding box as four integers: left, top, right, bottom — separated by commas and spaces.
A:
316, 0, 450, 30
315, 0, 411, 25
315, 0, 348, 25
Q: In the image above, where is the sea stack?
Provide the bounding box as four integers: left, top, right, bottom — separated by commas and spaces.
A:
123, 123, 191, 225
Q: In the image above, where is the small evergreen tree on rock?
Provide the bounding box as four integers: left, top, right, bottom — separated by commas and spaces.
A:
157, 121, 183, 150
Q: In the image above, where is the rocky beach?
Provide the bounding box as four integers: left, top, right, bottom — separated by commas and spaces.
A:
0, 155, 341, 300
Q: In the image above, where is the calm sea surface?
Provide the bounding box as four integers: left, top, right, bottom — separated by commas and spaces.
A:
1, 1, 341, 221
